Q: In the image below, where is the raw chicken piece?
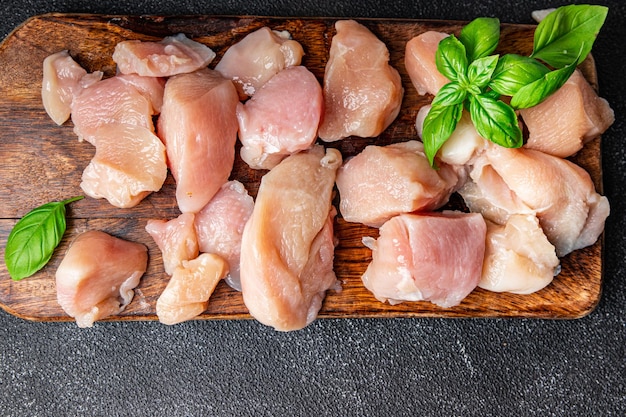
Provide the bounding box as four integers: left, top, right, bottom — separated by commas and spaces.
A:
236, 66, 323, 170
318, 20, 404, 141
80, 123, 167, 208
240, 146, 342, 331
481, 214, 560, 294
41, 50, 103, 125
56, 230, 148, 327
156, 253, 229, 325
71, 74, 165, 145
361, 211, 486, 308
145, 213, 199, 276
520, 70, 614, 158
405, 31, 450, 96
336, 140, 463, 227
416, 105, 488, 166
194, 180, 254, 291
157, 68, 239, 213
459, 144, 610, 256
214, 27, 304, 98
112, 33, 216, 77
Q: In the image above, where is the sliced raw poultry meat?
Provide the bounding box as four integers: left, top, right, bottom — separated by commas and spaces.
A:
145, 213, 199, 276
194, 180, 254, 291
240, 145, 342, 331
70, 74, 165, 145
335, 140, 464, 227
361, 211, 486, 308
157, 68, 239, 213
481, 214, 560, 294
112, 33, 216, 77
236, 65, 323, 170
404, 31, 450, 96
41, 50, 103, 125
80, 123, 167, 208
459, 144, 610, 256
318, 20, 404, 141
156, 253, 229, 325
519, 69, 614, 158
214, 26, 304, 99
55, 230, 148, 328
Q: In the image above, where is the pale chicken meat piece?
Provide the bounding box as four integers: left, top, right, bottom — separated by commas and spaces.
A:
145, 213, 199, 276
236, 66, 323, 170
240, 146, 342, 331
405, 31, 450, 96
41, 50, 103, 125
459, 144, 610, 256
156, 253, 229, 325
520, 69, 614, 158
56, 230, 148, 328
71, 74, 165, 145
112, 33, 216, 77
80, 123, 168, 208
194, 180, 254, 291
481, 214, 560, 294
335, 140, 464, 227
214, 27, 304, 98
361, 212, 486, 308
318, 20, 404, 141
157, 68, 239, 213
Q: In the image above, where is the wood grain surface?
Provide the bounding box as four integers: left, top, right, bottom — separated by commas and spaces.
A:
0, 13, 604, 323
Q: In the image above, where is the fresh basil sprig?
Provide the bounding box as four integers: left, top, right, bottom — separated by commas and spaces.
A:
4, 196, 83, 280
422, 4, 608, 166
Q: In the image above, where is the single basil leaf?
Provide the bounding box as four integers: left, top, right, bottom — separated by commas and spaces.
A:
4, 196, 83, 280
469, 95, 522, 148
510, 59, 577, 109
531, 4, 608, 68
459, 17, 501, 62
489, 54, 550, 96
435, 35, 468, 82
432, 81, 467, 106
422, 103, 464, 166
466, 54, 499, 89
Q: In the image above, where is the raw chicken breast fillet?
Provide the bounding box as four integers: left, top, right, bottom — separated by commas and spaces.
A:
146, 212, 199, 276
362, 211, 486, 308
214, 26, 304, 98
236, 66, 323, 170
156, 253, 229, 325
240, 146, 342, 331
42, 50, 102, 125
459, 144, 610, 256
318, 20, 404, 141
157, 68, 239, 213
194, 180, 254, 291
336, 140, 464, 227
56, 230, 148, 328
405, 31, 450, 96
113, 33, 216, 77
520, 69, 614, 158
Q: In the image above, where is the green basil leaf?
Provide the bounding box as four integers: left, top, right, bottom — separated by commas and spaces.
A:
4, 196, 83, 280
459, 17, 501, 62
467, 54, 499, 89
469, 95, 522, 148
422, 103, 464, 166
531, 4, 608, 68
432, 81, 467, 107
436, 35, 468, 82
489, 54, 550, 96
510, 59, 577, 109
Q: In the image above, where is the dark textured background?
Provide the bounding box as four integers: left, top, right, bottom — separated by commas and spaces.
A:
1, 1, 624, 416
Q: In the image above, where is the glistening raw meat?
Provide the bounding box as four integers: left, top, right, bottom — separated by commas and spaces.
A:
145, 213, 199, 276
404, 31, 450, 96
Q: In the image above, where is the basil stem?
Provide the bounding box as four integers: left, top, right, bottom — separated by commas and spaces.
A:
4, 196, 83, 280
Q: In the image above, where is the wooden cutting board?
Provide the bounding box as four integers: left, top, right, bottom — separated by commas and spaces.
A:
0, 13, 604, 323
